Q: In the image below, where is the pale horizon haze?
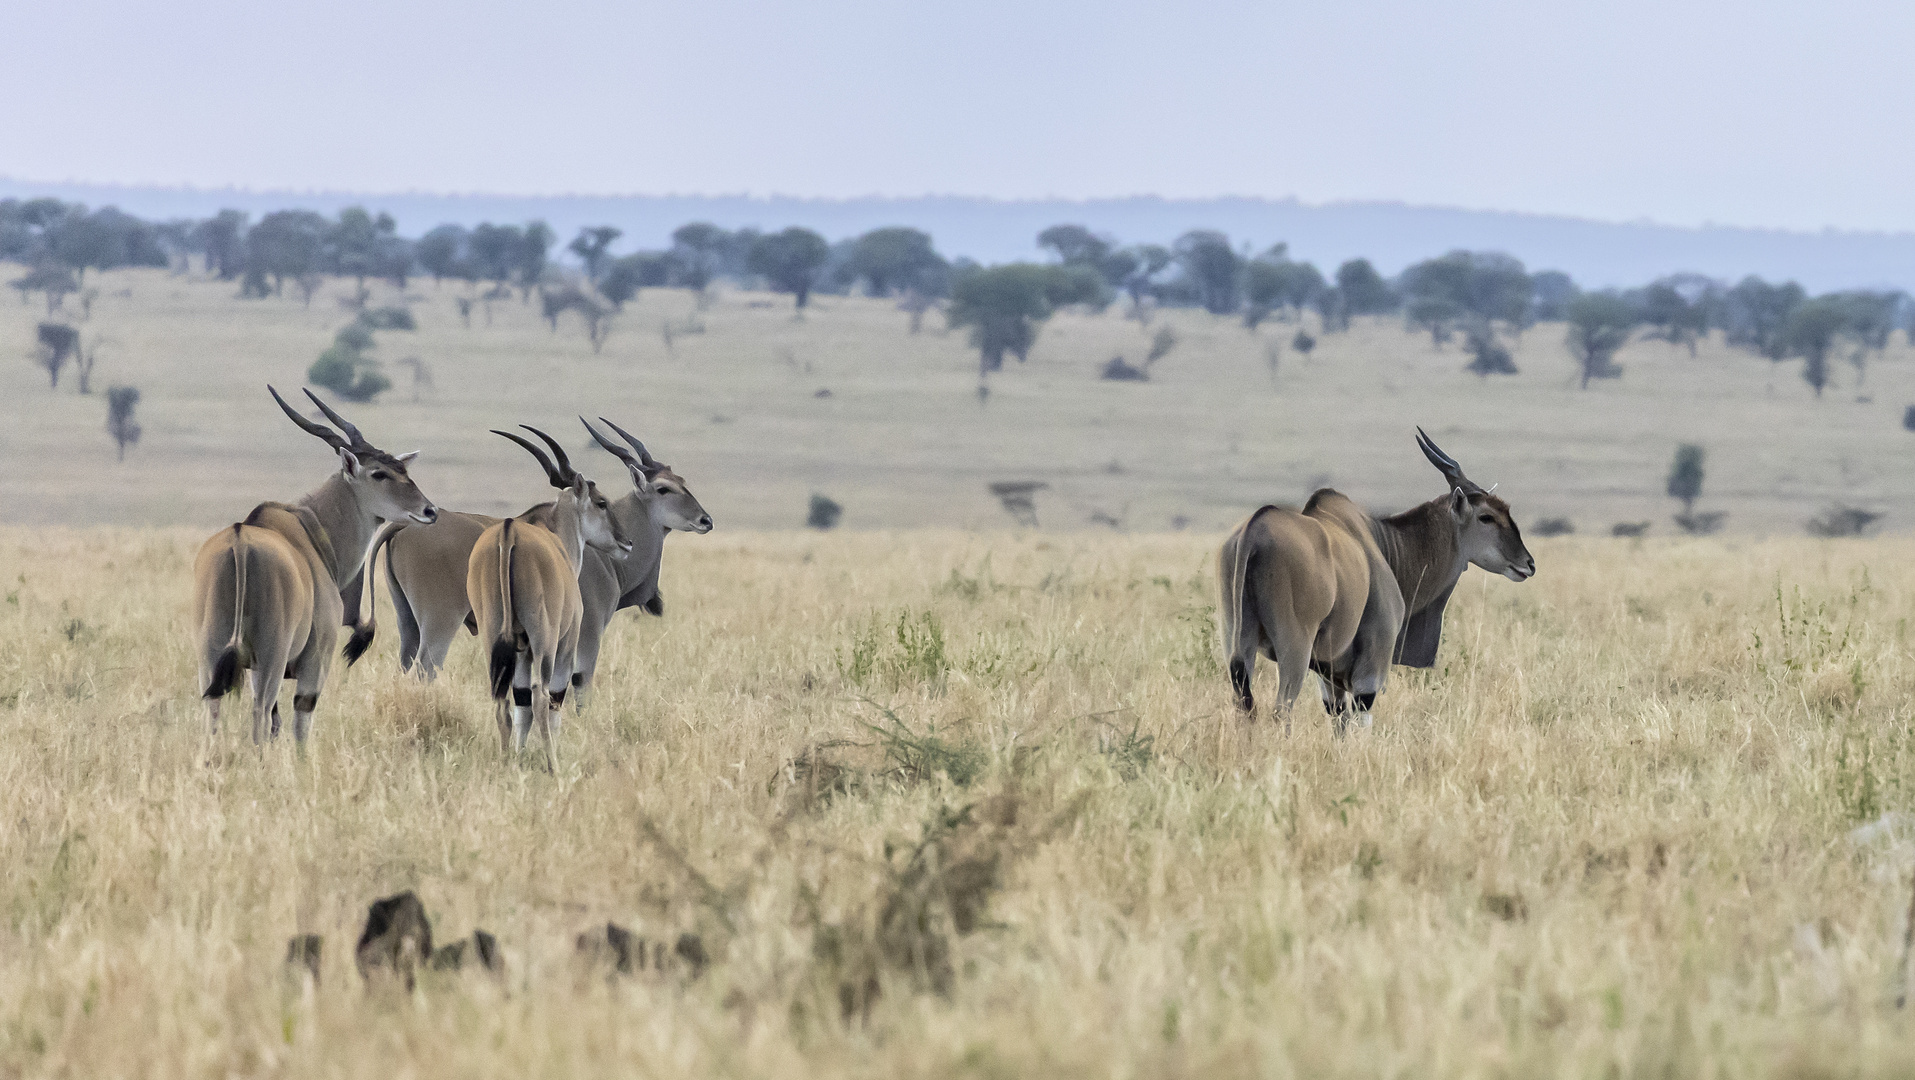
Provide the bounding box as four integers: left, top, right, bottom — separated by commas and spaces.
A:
3, 0, 1913, 236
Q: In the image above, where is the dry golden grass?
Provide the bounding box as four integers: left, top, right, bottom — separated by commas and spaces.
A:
7, 525, 1915, 1076
5, 267, 1915, 534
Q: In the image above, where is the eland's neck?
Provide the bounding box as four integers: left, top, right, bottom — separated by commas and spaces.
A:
547, 499, 589, 576
299, 473, 376, 585
1372, 499, 1466, 616
606, 490, 668, 591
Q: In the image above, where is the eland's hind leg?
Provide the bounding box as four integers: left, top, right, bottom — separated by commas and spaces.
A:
539, 649, 573, 773
1225, 600, 1261, 715
1250, 590, 1316, 735
510, 652, 534, 752
247, 664, 279, 745
1270, 640, 1313, 737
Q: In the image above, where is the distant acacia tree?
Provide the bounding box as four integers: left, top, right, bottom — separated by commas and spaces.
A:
34, 322, 79, 388
1565, 292, 1636, 388
1722, 276, 1805, 360
515, 221, 554, 298
338, 208, 411, 287
842, 227, 947, 297
948, 264, 1083, 379
106, 385, 141, 461
193, 210, 248, 279
1463, 319, 1518, 376
1829, 290, 1903, 384
598, 255, 643, 310
670, 222, 731, 291
1785, 296, 1849, 397
466, 223, 522, 291
1242, 260, 1281, 329
415, 225, 470, 286
569, 226, 622, 281
1263, 252, 1325, 319
246, 210, 329, 296
1529, 270, 1578, 321
1037, 224, 1134, 295
331, 207, 383, 286
43, 207, 167, 285
1120, 244, 1172, 314
1335, 258, 1397, 316
1667, 444, 1704, 514
1173, 230, 1241, 315
1400, 250, 1532, 335
748, 227, 830, 309
1630, 274, 1717, 356
1037, 224, 1109, 267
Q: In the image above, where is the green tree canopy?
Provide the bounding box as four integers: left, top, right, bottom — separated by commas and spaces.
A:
568, 226, 622, 281
1173, 230, 1241, 315
193, 210, 248, 280
246, 210, 329, 294
748, 227, 831, 308
1722, 276, 1805, 360
1335, 258, 1397, 315
842, 227, 947, 297
948, 263, 1079, 377
1784, 296, 1850, 397
416, 224, 470, 285
1564, 292, 1636, 388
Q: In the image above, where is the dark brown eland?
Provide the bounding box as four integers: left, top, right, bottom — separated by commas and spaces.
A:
1218, 428, 1533, 733
340, 418, 710, 703
465, 426, 632, 770
193, 387, 437, 744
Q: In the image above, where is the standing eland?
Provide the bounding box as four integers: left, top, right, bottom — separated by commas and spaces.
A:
1218, 428, 1534, 733
342, 418, 710, 701
194, 387, 437, 744
466, 426, 632, 770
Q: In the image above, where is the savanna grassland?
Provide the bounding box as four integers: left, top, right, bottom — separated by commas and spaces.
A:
6, 523, 1915, 1077
8, 267, 1915, 1077
6, 267, 1915, 535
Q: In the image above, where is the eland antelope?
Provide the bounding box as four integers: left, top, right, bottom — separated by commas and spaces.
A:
1218, 428, 1534, 733
194, 387, 437, 744
342, 418, 711, 701
466, 426, 632, 769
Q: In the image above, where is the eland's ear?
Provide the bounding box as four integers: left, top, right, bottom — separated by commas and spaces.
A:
1448, 487, 1470, 518
394, 450, 420, 464
626, 463, 655, 494
338, 447, 362, 475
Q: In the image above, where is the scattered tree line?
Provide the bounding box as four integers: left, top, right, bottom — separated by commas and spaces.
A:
6, 197, 1910, 396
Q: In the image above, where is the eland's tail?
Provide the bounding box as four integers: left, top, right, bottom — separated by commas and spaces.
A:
203, 524, 247, 698
343, 522, 405, 666
486, 519, 518, 700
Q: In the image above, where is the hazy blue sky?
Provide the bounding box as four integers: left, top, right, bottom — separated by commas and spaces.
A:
3, 0, 1911, 233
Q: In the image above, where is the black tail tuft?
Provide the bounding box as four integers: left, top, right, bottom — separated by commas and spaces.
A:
341, 623, 376, 666
488, 640, 517, 700
1229, 658, 1254, 713
204, 646, 241, 699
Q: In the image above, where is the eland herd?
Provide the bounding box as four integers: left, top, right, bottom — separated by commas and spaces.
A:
193, 387, 1529, 763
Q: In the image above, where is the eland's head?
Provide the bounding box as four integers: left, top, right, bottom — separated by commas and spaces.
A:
493, 425, 633, 558
582, 416, 714, 534
270, 386, 437, 525
1416, 427, 1534, 582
